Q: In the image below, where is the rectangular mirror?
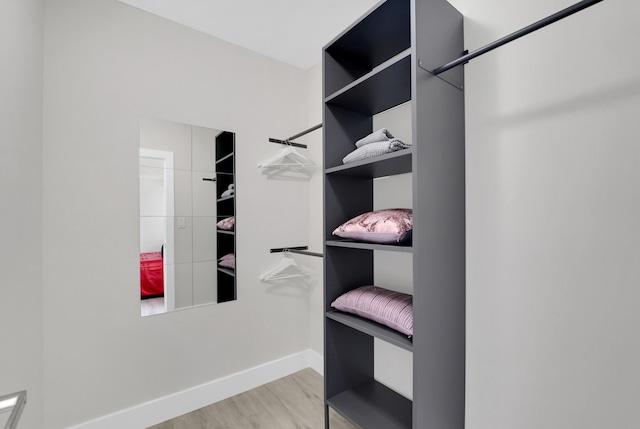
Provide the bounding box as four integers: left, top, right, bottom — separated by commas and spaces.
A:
139, 117, 236, 317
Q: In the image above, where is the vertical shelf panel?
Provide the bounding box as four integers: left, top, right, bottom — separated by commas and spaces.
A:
414, 0, 465, 89
411, 68, 465, 428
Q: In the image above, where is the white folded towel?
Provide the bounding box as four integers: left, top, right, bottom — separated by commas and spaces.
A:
342, 138, 412, 164
355, 128, 394, 148
221, 184, 235, 198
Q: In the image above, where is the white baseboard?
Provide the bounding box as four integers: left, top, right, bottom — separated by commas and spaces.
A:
68, 349, 324, 429
308, 349, 323, 375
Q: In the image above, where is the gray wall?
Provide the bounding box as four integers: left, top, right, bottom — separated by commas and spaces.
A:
0, 1, 44, 428
451, 0, 640, 427
42, 0, 313, 427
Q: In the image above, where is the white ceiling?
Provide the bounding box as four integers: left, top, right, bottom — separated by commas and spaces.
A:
116, 0, 381, 70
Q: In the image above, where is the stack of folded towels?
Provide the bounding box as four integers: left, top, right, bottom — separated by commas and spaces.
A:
342, 128, 412, 164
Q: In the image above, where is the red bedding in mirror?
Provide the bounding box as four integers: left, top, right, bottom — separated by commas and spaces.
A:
140, 252, 163, 297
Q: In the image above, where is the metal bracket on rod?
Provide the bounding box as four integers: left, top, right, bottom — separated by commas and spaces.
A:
433, 0, 604, 75
270, 246, 324, 258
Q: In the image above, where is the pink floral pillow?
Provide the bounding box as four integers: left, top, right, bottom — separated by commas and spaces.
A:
216, 216, 235, 231
331, 285, 413, 336
218, 253, 235, 270
332, 208, 412, 244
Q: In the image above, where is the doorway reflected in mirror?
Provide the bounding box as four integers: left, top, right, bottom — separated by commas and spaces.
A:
139, 117, 236, 316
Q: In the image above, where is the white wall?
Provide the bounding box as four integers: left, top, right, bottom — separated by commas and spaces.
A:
42, 0, 312, 427
0, 1, 44, 428
306, 64, 324, 357
450, 0, 640, 427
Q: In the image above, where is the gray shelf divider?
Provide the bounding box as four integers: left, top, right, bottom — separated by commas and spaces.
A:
325, 239, 412, 253
327, 311, 413, 352
216, 230, 235, 236
217, 267, 235, 277
325, 148, 412, 178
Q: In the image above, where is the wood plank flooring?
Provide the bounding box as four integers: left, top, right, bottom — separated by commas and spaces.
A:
148, 368, 360, 429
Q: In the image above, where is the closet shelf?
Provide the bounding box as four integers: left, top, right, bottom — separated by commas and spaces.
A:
325, 239, 412, 253
216, 152, 234, 164
217, 267, 235, 277
327, 380, 412, 429
325, 148, 412, 178
216, 230, 235, 236
327, 311, 413, 352
325, 49, 412, 116
324, 0, 410, 96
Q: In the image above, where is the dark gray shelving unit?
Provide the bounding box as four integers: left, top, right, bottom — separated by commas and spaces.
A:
215, 131, 236, 303
322, 0, 465, 428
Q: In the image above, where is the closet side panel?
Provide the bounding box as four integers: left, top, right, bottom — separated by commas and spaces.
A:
412, 67, 465, 428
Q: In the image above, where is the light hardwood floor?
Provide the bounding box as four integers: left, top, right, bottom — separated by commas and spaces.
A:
148, 368, 360, 429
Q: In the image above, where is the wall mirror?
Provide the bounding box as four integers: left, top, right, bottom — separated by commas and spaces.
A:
139, 117, 236, 317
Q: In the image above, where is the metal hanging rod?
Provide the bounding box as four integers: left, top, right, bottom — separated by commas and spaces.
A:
270, 246, 324, 258
433, 0, 604, 75
287, 123, 322, 141
269, 123, 323, 149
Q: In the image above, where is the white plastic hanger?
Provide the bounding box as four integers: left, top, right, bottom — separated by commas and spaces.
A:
257, 145, 315, 169
259, 251, 314, 281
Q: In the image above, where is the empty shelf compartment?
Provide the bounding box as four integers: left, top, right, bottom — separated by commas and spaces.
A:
327, 380, 412, 429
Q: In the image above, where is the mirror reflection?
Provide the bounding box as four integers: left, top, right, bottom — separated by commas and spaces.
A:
139, 117, 236, 317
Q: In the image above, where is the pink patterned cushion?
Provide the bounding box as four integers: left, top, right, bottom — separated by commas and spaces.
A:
218, 253, 235, 270
332, 209, 412, 244
217, 216, 235, 231
331, 285, 413, 336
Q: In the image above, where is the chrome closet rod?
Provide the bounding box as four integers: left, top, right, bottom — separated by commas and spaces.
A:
433, 0, 604, 75
268, 123, 323, 149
